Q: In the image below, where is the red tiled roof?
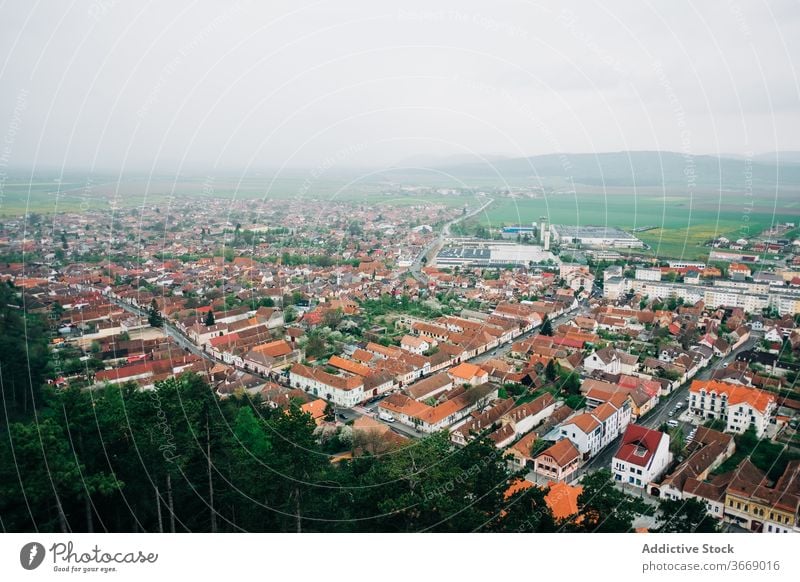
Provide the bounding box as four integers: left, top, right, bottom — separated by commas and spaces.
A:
614, 424, 665, 467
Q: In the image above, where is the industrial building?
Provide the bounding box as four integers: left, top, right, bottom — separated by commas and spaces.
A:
550, 225, 644, 249
435, 239, 558, 268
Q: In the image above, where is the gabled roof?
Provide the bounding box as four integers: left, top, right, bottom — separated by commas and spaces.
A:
690, 379, 775, 413
614, 424, 666, 467
448, 362, 485, 380
537, 439, 580, 466
545, 482, 583, 520
563, 412, 601, 434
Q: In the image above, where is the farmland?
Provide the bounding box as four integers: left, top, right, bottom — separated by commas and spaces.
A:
3, 172, 796, 260
465, 186, 799, 260
0, 173, 470, 216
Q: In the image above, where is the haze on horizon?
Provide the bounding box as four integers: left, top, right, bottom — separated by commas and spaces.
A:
1, 0, 799, 175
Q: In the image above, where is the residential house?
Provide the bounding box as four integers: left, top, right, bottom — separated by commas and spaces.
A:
289, 363, 365, 408
611, 424, 672, 488
401, 334, 432, 355
533, 439, 581, 483
378, 383, 499, 433
724, 460, 800, 533
689, 379, 776, 437
558, 396, 631, 460
448, 362, 489, 386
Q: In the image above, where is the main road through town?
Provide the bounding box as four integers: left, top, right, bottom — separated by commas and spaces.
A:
409, 197, 495, 284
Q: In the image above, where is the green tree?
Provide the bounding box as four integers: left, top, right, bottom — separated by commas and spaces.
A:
656, 497, 719, 533
545, 359, 558, 381
572, 469, 647, 532
540, 315, 553, 336
205, 310, 215, 326
147, 299, 164, 328
0, 283, 49, 416
491, 482, 556, 532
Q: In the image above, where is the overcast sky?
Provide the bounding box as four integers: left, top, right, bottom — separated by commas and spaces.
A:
1, 0, 799, 173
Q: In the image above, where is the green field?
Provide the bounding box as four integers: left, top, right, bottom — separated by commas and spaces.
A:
467, 186, 798, 260
3, 172, 797, 261
0, 173, 473, 215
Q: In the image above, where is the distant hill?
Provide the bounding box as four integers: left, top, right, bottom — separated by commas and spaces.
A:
392, 153, 511, 169
386, 151, 800, 189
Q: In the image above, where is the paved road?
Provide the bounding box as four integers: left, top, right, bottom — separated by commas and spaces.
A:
573, 334, 761, 479
641, 335, 759, 431
105, 296, 219, 365
409, 197, 495, 283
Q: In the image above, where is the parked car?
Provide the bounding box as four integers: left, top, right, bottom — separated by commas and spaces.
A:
667, 420, 679, 428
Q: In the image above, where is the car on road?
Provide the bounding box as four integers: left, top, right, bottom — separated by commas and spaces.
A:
667, 420, 679, 428
668, 410, 675, 416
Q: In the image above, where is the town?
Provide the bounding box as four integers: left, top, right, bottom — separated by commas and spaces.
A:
2, 192, 799, 534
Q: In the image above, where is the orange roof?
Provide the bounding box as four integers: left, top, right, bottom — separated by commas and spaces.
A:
545, 482, 583, 520
401, 335, 428, 348
690, 379, 775, 413
448, 362, 485, 380
537, 439, 580, 466
290, 364, 363, 391
504, 478, 534, 500
253, 339, 292, 357
592, 402, 619, 422
366, 342, 402, 358
351, 348, 376, 363
328, 355, 373, 377
300, 399, 327, 425
379, 384, 497, 426
564, 412, 601, 434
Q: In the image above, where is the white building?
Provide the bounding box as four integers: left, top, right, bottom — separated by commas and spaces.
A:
635, 268, 662, 282
689, 380, 776, 438
583, 347, 638, 375
400, 334, 431, 355
551, 225, 644, 248
612, 424, 672, 488
289, 363, 365, 408
558, 395, 631, 460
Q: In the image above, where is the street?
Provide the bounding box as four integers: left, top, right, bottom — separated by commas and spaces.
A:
528, 333, 761, 484
409, 197, 494, 283
104, 295, 222, 365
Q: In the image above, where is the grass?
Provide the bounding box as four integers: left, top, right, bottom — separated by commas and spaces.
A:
4, 173, 796, 264
0, 173, 473, 216
464, 186, 792, 260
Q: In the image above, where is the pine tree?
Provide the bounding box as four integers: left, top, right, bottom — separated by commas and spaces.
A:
147, 299, 164, 328
540, 315, 553, 336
